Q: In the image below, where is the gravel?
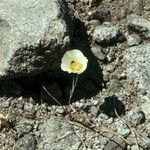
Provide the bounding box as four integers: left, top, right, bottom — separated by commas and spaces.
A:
75, 101, 84, 108
89, 10, 111, 22
91, 45, 106, 61
15, 122, 33, 136
24, 103, 34, 112
144, 4, 150, 11
138, 136, 150, 149
0, 0, 150, 150
104, 138, 126, 150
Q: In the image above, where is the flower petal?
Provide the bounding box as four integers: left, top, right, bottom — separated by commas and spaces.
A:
61, 49, 88, 74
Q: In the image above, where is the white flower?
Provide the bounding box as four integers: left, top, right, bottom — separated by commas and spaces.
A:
61, 49, 88, 74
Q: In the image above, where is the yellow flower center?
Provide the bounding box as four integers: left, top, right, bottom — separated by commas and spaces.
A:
70, 61, 83, 72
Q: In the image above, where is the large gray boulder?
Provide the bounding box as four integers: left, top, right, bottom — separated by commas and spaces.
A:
124, 43, 150, 97
0, 0, 72, 78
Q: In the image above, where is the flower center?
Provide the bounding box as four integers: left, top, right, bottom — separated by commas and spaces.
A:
70, 61, 83, 72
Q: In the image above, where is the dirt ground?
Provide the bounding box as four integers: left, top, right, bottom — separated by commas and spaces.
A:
0, 0, 150, 150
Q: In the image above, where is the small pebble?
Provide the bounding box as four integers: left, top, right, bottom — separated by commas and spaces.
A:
105, 117, 113, 124
24, 103, 34, 112
92, 25, 121, 44
106, 65, 116, 73
40, 103, 48, 112
80, 0, 96, 5
92, 99, 99, 105
129, 111, 145, 126
15, 134, 37, 150
127, 34, 141, 46
55, 107, 65, 114
107, 51, 116, 63
131, 145, 138, 150
2, 101, 11, 108
115, 120, 131, 137
91, 45, 106, 61
144, 5, 150, 11
90, 10, 111, 22
92, 140, 101, 149
103, 73, 110, 82
90, 105, 100, 117
129, 0, 143, 15
119, 72, 127, 80
75, 101, 84, 108
18, 96, 23, 101
15, 123, 33, 136
99, 136, 108, 145
98, 113, 109, 120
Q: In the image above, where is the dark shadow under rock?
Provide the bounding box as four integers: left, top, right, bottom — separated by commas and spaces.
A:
100, 95, 126, 117
0, 80, 24, 97
0, 19, 104, 106
39, 19, 104, 105
60, 19, 104, 103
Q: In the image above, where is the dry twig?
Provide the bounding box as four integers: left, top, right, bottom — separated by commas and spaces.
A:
52, 131, 74, 142
42, 85, 65, 110
67, 117, 132, 145
73, 127, 87, 150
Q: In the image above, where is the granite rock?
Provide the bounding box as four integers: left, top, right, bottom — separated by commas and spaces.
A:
124, 43, 150, 96
92, 25, 121, 44
38, 118, 81, 150
127, 15, 150, 38
0, 0, 72, 78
